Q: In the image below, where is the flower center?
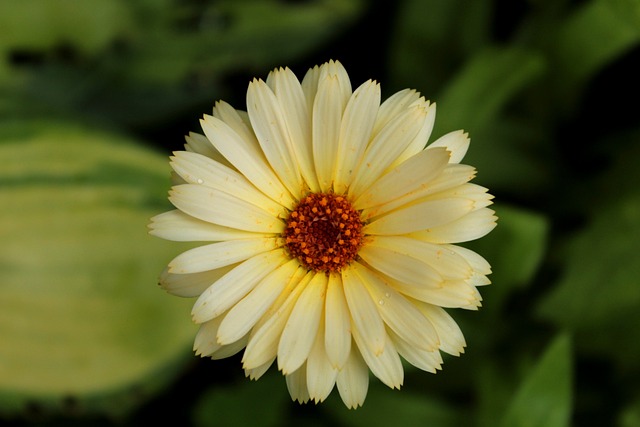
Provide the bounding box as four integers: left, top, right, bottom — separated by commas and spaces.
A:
283, 193, 364, 273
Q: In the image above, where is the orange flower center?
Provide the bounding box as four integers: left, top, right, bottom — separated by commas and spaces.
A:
284, 193, 364, 273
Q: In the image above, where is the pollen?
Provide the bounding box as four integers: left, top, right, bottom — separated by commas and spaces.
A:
284, 193, 364, 273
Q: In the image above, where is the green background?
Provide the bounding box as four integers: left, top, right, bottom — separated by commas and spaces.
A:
1, 0, 639, 426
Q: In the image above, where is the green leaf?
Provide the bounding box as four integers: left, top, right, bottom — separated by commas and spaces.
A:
388, 0, 494, 94
433, 46, 546, 137
550, 0, 640, 112
536, 192, 640, 368
499, 334, 573, 427
323, 384, 462, 427
0, 120, 195, 416
465, 204, 548, 314
192, 371, 289, 427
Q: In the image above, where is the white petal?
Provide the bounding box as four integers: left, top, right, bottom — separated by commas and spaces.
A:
217, 259, 302, 345
300, 64, 322, 112
409, 208, 498, 243
371, 89, 421, 136
159, 264, 234, 298
267, 67, 319, 192
312, 74, 344, 192
306, 317, 338, 403
324, 273, 351, 369
212, 100, 259, 152
318, 60, 352, 106
390, 101, 437, 168
352, 327, 403, 389
365, 236, 473, 281
168, 237, 281, 274
363, 197, 474, 236
387, 329, 443, 373
245, 358, 274, 380
332, 80, 381, 194
445, 244, 492, 275
361, 163, 476, 220
353, 147, 450, 210
278, 273, 327, 374
210, 334, 249, 360
286, 364, 310, 404
200, 114, 294, 209
356, 265, 439, 352
170, 151, 285, 217
247, 79, 303, 196
169, 184, 284, 233
193, 315, 224, 357
336, 345, 369, 409
414, 302, 467, 356
149, 209, 259, 242
348, 105, 427, 199
342, 263, 386, 356
184, 132, 231, 168
389, 276, 482, 309
243, 271, 312, 370
191, 250, 288, 323
358, 243, 443, 295
427, 130, 470, 164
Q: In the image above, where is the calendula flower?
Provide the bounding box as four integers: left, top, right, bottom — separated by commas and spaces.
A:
149, 60, 496, 408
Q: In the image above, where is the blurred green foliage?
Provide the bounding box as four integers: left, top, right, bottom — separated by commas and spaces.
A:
1, 0, 639, 425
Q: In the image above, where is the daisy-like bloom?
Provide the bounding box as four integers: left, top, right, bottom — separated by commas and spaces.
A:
149, 60, 496, 408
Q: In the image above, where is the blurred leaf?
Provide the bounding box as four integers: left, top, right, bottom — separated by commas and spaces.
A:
192, 371, 289, 427
536, 192, 640, 368
499, 334, 573, 427
0, 119, 195, 417
323, 384, 462, 427
389, 0, 493, 94
465, 204, 548, 315
550, 0, 640, 112
619, 393, 640, 427
1, 0, 364, 127
433, 46, 545, 136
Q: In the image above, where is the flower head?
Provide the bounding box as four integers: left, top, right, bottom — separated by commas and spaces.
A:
149, 60, 496, 408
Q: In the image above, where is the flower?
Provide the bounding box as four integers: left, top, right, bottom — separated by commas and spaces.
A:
149, 60, 496, 408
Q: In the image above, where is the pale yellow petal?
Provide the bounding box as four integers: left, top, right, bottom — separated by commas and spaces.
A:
371, 88, 421, 136
247, 79, 303, 196
312, 74, 343, 192
342, 263, 386, 355
191, 250, 288, 323
243, 271, 311, 370
278, 273, 327, 374
427, 130, 470, 164
352, 327, 403, 390
149, 209, 259, 242
324, 273, 351, 369
332, 80, 381, 194
390, 101, 437, 168
353, 147, 450, 210
267, 67, 319, 192
210, 334, 249, 360
387, 329, 443, 373
409, 208, 498, 244
364, 197, 474, 236
159, 264, 234, 298
168, 237, 281, 274
348, 105, 427, 199
193, 315, 224, 357
244, 358, 274, 380
306, 317, 338, 403
217, 259, 302, 345
169, 184, 284, 234
414, 302, 467, 356
200, 114, 294, 209
184, 132, 231, 168
286, 364, 310, 404
356, 265, 439, 352
170, 151, 285, 217
336, 344, 369, 409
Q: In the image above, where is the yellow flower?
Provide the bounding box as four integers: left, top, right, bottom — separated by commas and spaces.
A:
149, 60, 496, 408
